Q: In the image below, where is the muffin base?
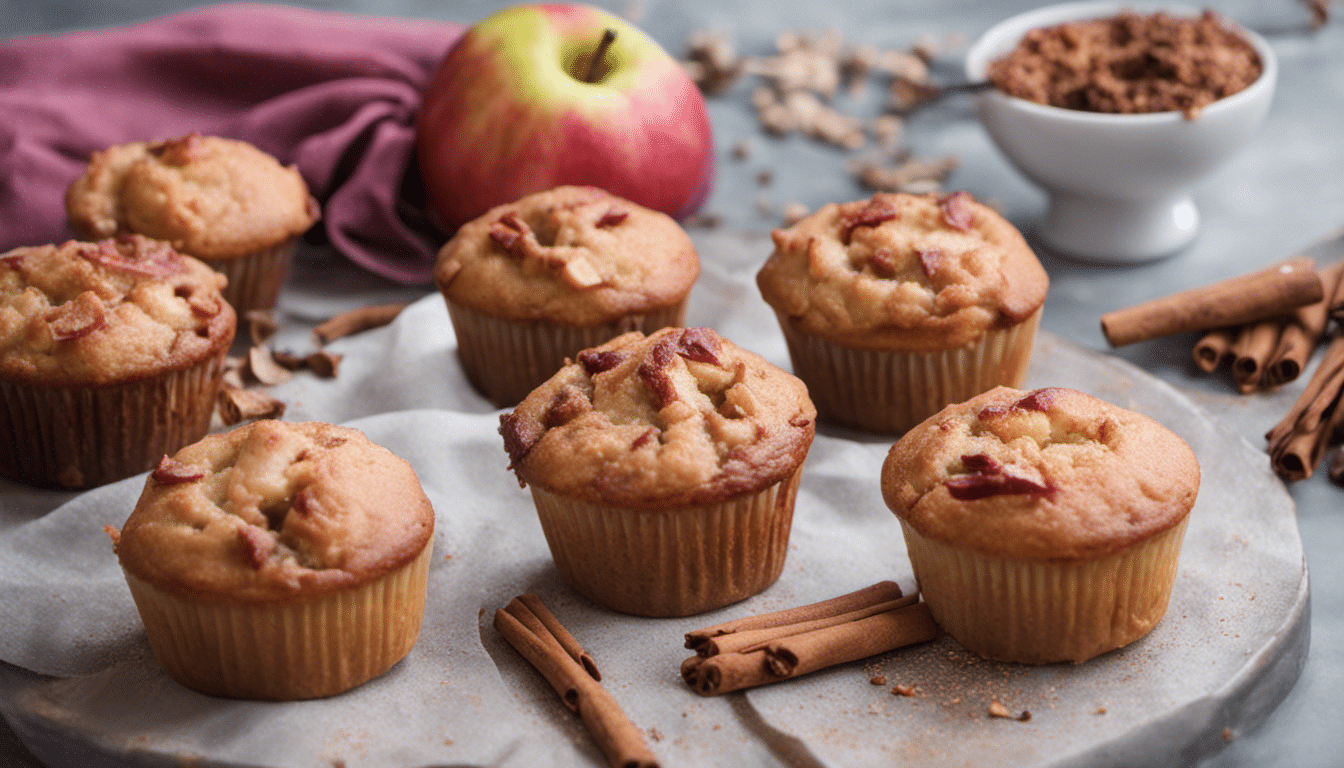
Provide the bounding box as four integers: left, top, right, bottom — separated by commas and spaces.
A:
775, 309, 1041, 434
0, 355, 227, 489
529, 471, 803, 617
123, 541, 433, 700
204, 238, 296, 317
446, 301, 687, 408
900, 516, 1190, 664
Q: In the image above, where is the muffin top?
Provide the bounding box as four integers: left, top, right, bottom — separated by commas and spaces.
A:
113, 420, 435, 603
0, 237, 235, 386
882, 386, 1199, 560
500, 327, 816, 508
435, 185, 700, 325
756, 192, 1048, 350
65, 132, 319, 260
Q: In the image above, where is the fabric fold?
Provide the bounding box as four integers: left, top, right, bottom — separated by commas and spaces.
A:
0, 2, 462, 283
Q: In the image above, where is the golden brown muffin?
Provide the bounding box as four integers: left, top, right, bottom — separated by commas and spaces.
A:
111, 420, 435, 700
0, 236, 235, 488
435, 185, 700, 407
500, 327, 815, 617
881, 386, 1200, 664
757, 191, 1049, 434
66, 132, 320, 315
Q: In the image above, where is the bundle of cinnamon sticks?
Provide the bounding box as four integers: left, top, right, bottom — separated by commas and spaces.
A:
1100, 236, 1344, 482
680, 581, 938, 696
494, 594, 659, 768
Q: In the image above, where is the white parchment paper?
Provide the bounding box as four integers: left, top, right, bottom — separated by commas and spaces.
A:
0, 233, 1307, 767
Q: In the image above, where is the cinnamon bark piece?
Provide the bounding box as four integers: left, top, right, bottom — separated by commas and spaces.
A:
1265, 331, 1344, 480
1230, 321, 1283, 393
1193, 329, 1235, 372
684, 580, 905, 655
1265, 260, 1344, 387
1100, 258, 1323, 347
312, 302, 409, 344
495, 596, 657, 768
216, 385, 286, 425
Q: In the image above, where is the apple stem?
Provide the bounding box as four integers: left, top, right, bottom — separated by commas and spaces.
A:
584, 29, 617, 83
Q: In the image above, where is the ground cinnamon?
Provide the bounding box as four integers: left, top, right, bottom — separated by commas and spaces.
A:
1101, 257, 1323, 347
681, 582, 937, 696
494, 594, 657, 768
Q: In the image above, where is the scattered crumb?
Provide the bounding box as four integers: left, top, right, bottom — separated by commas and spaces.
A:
1223, 727, 1235, 742
869, 675, 888, 686
648, 727, 664, 742
891, 684, 916, 697
989, 701, 1013, 719
732, 139, 752, 160
756, 169, 774, 186
1095, 706, 1108, 715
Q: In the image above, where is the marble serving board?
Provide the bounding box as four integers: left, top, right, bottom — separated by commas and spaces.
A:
0, 233, 1307, 768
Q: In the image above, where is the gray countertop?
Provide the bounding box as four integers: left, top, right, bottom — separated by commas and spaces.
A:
2, 0, 1341, 765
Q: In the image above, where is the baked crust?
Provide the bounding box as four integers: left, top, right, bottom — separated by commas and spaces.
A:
757, 192, 1048, 351
115, 420, 435, 603
500, 327, 816, 508
881, 386, 1200, 560
65, 133, 318, 260
0, 237, 235, 386
435, 185, 700, 326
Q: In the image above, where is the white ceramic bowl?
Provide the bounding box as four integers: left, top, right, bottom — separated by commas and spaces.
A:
965, 2, 1277, 263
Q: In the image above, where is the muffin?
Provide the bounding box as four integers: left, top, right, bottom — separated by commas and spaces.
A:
0, 236, 235, 489
110, 420, 436, 700
435, 185, 700, 408
499, 326, 815, 617
881, 386, 1200, 664
756, 191, 1048, 434
66, 132, 320, 315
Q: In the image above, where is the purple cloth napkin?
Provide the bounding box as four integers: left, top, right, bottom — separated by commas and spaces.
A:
0, 3, 463, 284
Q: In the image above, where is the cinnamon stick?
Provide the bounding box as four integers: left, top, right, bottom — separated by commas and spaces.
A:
1265, 331, 1344, 480
1100, 257, 1323, 347
494, 595, 657, 768
1192, 328, 1236, 373
1230, 321, 1283, 393
312, 302, 408, 344
681, 583, 938, 697
1264, 260, 1344, 387
698, 594, 919, 658
685, 580, 905, 655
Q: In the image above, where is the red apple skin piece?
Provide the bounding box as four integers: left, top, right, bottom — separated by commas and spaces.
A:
416, 3, 714, 232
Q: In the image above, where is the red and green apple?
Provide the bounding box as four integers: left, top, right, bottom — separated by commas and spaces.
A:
416, 3, 715, 233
